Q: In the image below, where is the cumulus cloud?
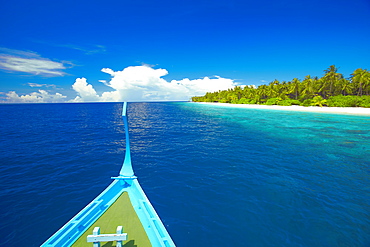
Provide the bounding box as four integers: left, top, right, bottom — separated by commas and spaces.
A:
71, 65, 236, 102
2, 65, 236, 103
4, 90, 67, 103
71, 78, 101, 102
0, 47, 71, 76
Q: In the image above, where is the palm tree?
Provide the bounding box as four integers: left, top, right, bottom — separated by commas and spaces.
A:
275, 81, 288, 99
312, 95, 327, 107
267, 79, 280, 98
234, 86, 243, 100
321, 65, 342, 97
289, 78, 301, 100
301, 75, 315, 99
243, 86, 256, 100
351, 68, 370, 96
257, 85, 269, 103
339, 78, 353, 96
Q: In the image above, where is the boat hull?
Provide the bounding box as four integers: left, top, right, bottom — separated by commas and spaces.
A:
41, 178, 175, 247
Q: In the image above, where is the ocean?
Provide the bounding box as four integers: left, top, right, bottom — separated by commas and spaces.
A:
0, 102, 369, 246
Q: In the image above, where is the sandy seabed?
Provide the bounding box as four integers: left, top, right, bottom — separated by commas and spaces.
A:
195, 102, 370, 116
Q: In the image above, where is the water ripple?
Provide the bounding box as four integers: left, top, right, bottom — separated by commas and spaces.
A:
0, 102, 369, 246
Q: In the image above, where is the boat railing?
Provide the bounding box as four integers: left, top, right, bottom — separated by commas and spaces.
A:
87, 226, 127, 247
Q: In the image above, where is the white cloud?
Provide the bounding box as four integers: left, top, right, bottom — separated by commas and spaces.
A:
55, 44, 107, 55
0, 47, 39, 58
71, 78, 100, 102
71, 65, 236, 102
28, 83, 57, 88
72, 44, 106, 55
4, 90, 67, 103
2, 65, 236, 103
0, 56, 66, 76
32, 42, 106, 55
0, 48, 71, 76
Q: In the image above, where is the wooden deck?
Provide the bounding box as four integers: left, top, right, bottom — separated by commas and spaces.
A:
71, 192, 151, 247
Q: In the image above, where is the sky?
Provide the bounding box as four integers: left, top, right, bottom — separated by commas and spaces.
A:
0, 0, 369, 103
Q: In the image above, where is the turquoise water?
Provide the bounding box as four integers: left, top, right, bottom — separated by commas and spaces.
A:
0, 102, 369, 246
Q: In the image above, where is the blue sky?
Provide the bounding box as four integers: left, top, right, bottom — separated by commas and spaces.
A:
0, 0, 369, 102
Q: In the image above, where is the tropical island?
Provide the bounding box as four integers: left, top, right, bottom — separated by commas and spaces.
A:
192, 66, 370, 108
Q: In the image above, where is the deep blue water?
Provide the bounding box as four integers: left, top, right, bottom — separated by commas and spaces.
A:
0, 102, 369, 246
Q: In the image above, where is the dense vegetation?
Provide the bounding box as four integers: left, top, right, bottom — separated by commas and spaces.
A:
192, 66, 370, 108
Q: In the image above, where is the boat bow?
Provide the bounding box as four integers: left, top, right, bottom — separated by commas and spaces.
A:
41, 102, 175, 247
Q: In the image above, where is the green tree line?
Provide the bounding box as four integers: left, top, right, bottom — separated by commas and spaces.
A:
192, 65, 370, 107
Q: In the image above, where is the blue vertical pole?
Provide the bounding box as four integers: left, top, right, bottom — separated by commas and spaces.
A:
119, 102, 135, 177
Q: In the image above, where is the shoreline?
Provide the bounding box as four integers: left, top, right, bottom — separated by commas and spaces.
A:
193, 102, 370, 116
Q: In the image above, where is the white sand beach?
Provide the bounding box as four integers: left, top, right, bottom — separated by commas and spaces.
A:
196, 102, 370, 116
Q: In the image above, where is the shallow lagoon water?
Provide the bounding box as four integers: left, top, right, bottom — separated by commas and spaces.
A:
0, 102, 369, 246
